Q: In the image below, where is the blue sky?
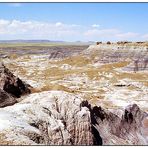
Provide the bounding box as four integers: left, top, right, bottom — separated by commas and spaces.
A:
0, 3, 148, 41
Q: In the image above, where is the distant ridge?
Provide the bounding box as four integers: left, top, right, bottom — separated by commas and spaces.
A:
0, 40, 65, 43
0, 40, 94, 45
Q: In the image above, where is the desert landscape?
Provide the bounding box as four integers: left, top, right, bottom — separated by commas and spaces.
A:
0, 2, 148, 146
0, 41, 147, 145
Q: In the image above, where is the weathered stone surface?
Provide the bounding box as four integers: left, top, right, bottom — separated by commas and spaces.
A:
0, 63, 31, 98
85, 44, 148, 71
0, 91, 95, 145
0, 63, 31, 107
0, 88, 17, 107
93, 104, 148, 145
0, 91, 147, 145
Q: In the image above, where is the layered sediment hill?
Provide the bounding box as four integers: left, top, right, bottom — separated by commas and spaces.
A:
84, 43, 148, 72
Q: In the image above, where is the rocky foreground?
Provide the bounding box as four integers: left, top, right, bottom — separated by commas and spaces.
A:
0, 42, 148, 145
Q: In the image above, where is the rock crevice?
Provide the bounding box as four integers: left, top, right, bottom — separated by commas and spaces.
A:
0, 63, 31, 107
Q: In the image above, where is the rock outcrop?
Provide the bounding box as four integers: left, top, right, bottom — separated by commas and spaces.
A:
0, 88, 17, 107
0, 91, 147, 145
90, 103, 148, 145
0, 63, 31, 107
84, 43, 148, 71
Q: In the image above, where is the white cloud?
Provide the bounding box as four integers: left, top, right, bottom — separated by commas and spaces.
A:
55, 22, 63, 27
0, 19, 146, 41
0, 19, 83, 41
84, 28, 119, 36
92, 24, 100, 28
0, 19, 10, 25
8, 3, 22, 7
84, 28, 120, 41
83, 28, 143, 41
141, 34, 148, 40
116, 32, 139, 39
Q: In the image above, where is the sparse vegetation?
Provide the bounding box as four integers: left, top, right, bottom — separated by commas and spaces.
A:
1, 42, 147, 111
0, 133, 14, 145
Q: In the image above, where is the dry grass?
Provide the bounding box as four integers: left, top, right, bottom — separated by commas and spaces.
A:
101, 61, 130, 69
115, 72, 148, 82
128, 85, 138, 90
4, 52, 147, 111
9, 54, 18, 60
30, 82, 80, 94
0, 42, 76, 48
52, 55, 92, 67
0, 133, 14, 145
143, 81, 148, 87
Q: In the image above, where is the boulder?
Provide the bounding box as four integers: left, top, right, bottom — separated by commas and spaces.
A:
0, 63, 31, 98
96, 42, 102, 45
0, 88, 17, 107
93, 104, 148, 145
107, 41, 111, 44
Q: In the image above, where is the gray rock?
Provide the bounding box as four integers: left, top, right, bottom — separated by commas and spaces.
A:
0, 91, 147, 145
0, 63, 31, 98
0, 88, 17, 107
0, 63, 31, 108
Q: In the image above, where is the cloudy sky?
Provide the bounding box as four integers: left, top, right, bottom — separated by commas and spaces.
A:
0, 3, 148, 42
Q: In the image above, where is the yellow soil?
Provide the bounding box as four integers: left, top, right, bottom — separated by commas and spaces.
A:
52, 55, 92, 67
0, 133, 14, 145
31, 83, 80, 94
